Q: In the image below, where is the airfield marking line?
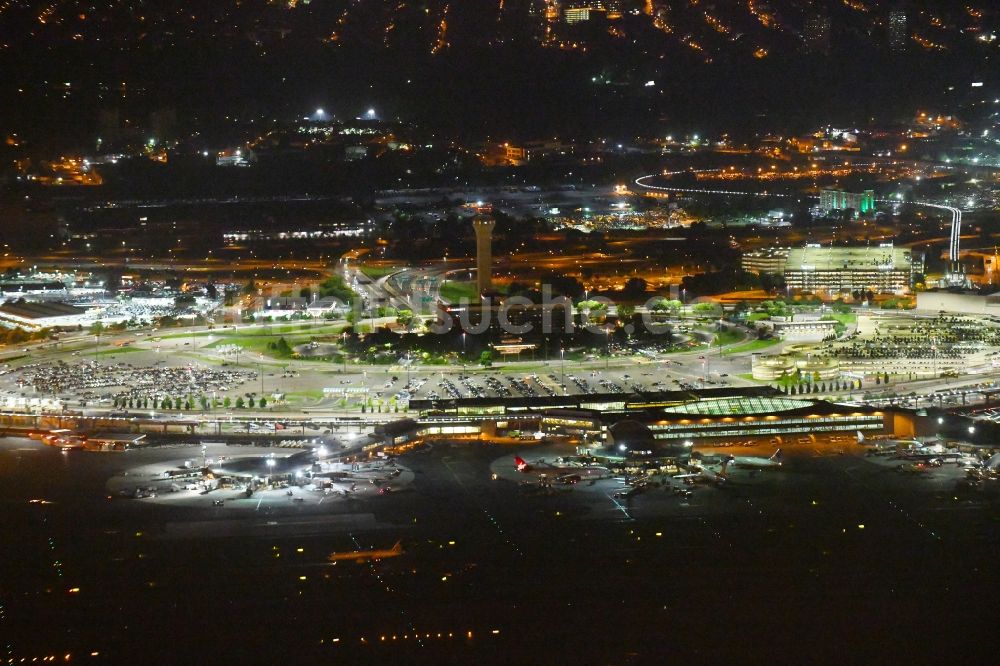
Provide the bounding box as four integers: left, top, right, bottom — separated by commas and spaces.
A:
605, 492, 633, 521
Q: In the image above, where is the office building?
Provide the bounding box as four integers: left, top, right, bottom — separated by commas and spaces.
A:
888, 5, 908, 53
803, 10, 832, 55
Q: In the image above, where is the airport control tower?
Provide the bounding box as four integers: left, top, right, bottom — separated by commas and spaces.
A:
472, 216, 496, 296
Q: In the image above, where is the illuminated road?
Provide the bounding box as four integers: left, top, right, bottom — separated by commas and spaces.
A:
634, 174, 966, 265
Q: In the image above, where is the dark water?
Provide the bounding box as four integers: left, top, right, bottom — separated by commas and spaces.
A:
1, 438, 998, 664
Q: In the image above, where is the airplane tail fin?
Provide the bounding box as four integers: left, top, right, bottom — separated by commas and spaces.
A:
985, 453, 1000, 471
770, 449, 782, 460
856, 431, 865, 443
514, 456, 528, 470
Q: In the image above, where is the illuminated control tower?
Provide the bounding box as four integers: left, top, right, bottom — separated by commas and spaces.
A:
472, 216, 496, 296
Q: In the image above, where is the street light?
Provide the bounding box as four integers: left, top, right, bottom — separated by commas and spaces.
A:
342, 331, 348, 373
604, 327, 610, 370
560, 348, 566, 394
266, 456, 276, 486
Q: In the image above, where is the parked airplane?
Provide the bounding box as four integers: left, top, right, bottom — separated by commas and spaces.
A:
675, 458, 730, 484
859, 432, 972, 464
727, 449, 783, 469
985, 453, 1000, 471
902, 451, 968, 464
328, 540, 403, 564
612, 485, 646, 500
34, 429, 87, 450
856, 431, 920, 452
964, 453, 1000, 480
513, 456, 609, 480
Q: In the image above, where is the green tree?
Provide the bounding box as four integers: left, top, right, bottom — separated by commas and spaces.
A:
274, 337, 292, 357
396, 309, 415, 330
692, 302, 722, 316
317, 274, 356, 304
576, 299, 607, 312
650, 298, 682, 314
622, 277, 647, 296
235, 397, 245, 409
259, 397, 267, 409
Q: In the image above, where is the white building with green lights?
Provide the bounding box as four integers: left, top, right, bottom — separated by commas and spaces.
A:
820, 189, 875, 217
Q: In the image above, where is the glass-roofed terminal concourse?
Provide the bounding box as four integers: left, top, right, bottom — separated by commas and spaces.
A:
407, 387, 912, 450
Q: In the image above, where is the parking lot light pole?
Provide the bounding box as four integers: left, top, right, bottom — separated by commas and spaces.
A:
605, 328, 610, 370
560, 348, 566, 394
342, 332, 348, 373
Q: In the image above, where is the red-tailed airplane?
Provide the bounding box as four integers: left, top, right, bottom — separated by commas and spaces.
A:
31, 429, 87, 450
513, 456, 609, 481
328, 540, 403, 564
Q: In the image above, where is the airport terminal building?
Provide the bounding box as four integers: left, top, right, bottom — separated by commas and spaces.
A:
407, 387, 901, 449
0, 299, 92, 331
